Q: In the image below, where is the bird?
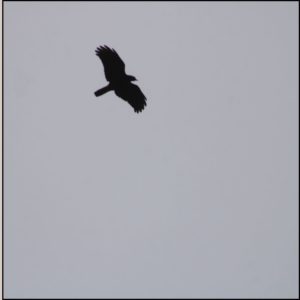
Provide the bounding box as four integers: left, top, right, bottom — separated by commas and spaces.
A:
94, 45, 147, 113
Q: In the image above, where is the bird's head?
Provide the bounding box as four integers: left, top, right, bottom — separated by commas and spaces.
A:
127, 75, 137, 82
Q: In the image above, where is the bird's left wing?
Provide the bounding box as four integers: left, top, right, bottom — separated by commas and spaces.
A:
115, 83, 147, 113
95, 45, 126, 82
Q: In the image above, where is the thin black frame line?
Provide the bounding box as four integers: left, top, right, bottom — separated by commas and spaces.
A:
2, 0, 4, 299
2, 0, 299, 3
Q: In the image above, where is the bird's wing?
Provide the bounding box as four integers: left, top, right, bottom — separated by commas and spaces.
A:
95, 45, 126, 82
115, 83, 147, 113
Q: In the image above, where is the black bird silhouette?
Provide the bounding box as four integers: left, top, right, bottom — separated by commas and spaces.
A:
94, 45, 147, 113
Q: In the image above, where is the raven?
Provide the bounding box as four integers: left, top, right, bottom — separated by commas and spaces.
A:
94, 45, 147, 113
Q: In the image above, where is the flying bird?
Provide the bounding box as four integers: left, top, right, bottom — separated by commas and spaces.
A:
94, 45, 147, 113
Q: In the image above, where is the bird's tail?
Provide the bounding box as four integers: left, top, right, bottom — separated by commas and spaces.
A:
94, 85, 112, 97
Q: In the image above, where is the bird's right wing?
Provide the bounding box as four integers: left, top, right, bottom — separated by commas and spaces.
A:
115, 83, 147, 113
95, 45, 126, 82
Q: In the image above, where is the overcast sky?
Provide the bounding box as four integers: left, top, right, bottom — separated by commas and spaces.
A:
4, 2, 299, 298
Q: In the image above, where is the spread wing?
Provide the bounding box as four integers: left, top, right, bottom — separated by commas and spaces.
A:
115, 83, 147, 113
95, 45, 126, 82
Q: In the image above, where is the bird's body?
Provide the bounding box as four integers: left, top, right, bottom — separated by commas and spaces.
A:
94, 45, 147, 113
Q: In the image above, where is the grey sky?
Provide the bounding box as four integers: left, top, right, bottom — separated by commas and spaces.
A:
4, 2, 299, 298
